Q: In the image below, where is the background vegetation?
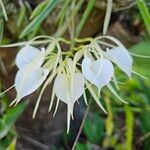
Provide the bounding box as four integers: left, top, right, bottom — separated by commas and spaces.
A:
0, 0, 150, 149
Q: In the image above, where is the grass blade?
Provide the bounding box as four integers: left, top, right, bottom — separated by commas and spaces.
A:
20, 0, 59, 38
137, 0, 150, 35
103, 0, 113, 35
0, 18, 4, 44
0, 0, 8, 21
75, 0, 96, 37
30, 0, 49, 20
0, 101, 28, 139
18, 4, 26, 27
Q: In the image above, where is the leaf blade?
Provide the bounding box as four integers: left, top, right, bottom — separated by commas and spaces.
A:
20, 0, 59, 38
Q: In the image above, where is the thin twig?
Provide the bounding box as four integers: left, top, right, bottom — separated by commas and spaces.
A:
21, 134, 49, 150
72, 105, 90, 150
137, 132, 150, 144
114, 2, 136, 12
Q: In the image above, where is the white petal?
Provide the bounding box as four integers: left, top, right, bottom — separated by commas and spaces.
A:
16, 45, 45, 69
54, 73, 84, 104
82, 57, 114, 89
15, 65, 49, 100
105, 46, 133, 77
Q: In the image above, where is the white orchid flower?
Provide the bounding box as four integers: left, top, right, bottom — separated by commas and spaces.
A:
16, 45, 45, 69
54, 73, 84, 133
82, 57, 114, 89
104, 46, 133, 77
15, 65, 49, 103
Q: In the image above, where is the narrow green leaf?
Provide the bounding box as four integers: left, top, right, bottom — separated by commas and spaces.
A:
6, 138, 17, 150
30, 0, 49, 20
0, 0, 8, 21
75, 0, 96, 37
86, 82, 107, 114
107, 83, 128, 104
18, 4, 26, 27
0, 18, 4, 44
4, 102, 28, 125
0, 101, 28, 139
0, 131, 14, 150
57, 0, 71, 27
137, 0, 150, 35
20, 0, 59, 38
103, 0, 113, 35
0, 119, 7, 140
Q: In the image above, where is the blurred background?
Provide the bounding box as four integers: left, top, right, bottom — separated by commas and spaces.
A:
0, 0, 150, 149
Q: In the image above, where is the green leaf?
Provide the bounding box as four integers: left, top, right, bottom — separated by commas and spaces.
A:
6, 138, 16, 150
86, 82, 107, 114
140, 109, 150, 133
0, 18, 4, 44
30, 0, 49, 20
136, 0, 150, 35
130, 41, 150, 78
0, 0, 8, 21
83, 112, 104, 143
0, 132, 14, 150
76, 142, 87, 150
56, 0, 71, 27
107, 84, 128, 104
139, 109, 150, 149
0, 119, 7, 139
103, 0, 112, 35
0, 101, 28, 139
18, 4, 26, 27
20, 0, 59, 38
75, 0, 96, 37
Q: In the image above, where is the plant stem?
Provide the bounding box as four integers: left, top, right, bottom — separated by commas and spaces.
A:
72, 104, 90, 150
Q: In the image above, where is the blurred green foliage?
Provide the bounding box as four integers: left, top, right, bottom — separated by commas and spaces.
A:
0, 0, 150, 150
0, 81, 27, 149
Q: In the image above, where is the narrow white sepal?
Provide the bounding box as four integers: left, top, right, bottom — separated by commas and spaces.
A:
67, 104, 71, 133
53, 98, 60, 117
107, 83, 128, 104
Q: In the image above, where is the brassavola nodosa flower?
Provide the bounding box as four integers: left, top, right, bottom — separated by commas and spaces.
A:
14, 45, 49, 104
15, 65, 49, 102
54, 72, 84, 133
52, 58, 85, 133
2, 35, 145, 133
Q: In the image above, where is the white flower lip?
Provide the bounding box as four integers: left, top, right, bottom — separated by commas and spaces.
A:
54, 72, 84, 133
105, 46, 133, 77
54, 73, 84, 104
16, 45, 45, 69
15, 65, 49, 101
82, 57, 114, 89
